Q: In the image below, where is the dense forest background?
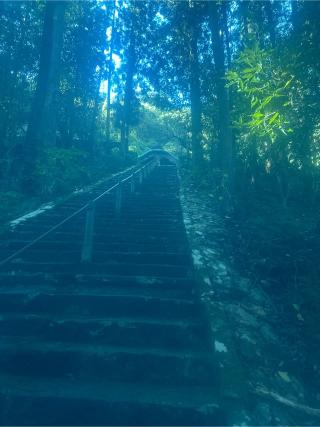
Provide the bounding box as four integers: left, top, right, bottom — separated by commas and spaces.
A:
1, 0, 320, 278
1, 0, 319, 210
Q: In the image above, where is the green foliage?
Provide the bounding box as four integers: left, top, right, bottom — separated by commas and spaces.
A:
224, 34, 320, 205
35, 148, 91, 195
129, 103, 190, 156
0, 191, 26, 227
226, 44, 293, 156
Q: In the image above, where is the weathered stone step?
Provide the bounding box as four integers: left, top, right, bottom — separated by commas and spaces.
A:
50, 203, 181, 215
59, 195, 180, 208
0, 341, 217, 387
0, 282, 194, 300
14, 217, 183, 232
20, 209, 182, 220
1, 239, 188, 254
4, 250, 191, 266
0, 375, 223, 425
95, 251, 191, 266
0, 273, 195, 296
6, 228, 188, 243
2, 261, 190, 277
2, 231, 189, 246
0, 314, 208, 351
0, 292, 198, 319
8, 222, 186, 237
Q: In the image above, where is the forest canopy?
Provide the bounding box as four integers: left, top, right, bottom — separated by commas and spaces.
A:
0, 0, 320, 216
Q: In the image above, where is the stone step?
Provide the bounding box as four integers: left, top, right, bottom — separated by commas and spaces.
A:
0, 313, 209, 351
0, 291, 199, 319
50, 202, 181, 213
1, 261, 190, 277
1, 240, 188, 254
20, 211, 182, 223
0, 375, 223, 425
0, 273, 195, 297
0, 340, 217, 387
8, 222, 186, 237
3, 250, 191, 266
5, 228, 188, 243
0, 281, 195, 300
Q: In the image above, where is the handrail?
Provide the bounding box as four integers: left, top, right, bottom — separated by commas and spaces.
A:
0, 159, 157, 267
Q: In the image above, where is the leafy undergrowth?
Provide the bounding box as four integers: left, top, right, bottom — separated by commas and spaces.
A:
0, 152, 132, 232
181, 172, 320, 423
229, 193, 320, 397
0, 191, 43, 233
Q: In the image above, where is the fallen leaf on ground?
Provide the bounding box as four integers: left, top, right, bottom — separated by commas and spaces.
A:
278, 371, 291, 382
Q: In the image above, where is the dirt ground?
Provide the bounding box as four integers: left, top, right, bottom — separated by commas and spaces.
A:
180, 180, 320, 426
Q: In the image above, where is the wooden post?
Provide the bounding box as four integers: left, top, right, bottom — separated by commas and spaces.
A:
115, 182, 122, 216
81, 201, 95, 263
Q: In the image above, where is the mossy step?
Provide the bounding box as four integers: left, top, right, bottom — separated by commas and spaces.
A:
1, 240, 188, 254
0, 291, 199, 319
1, 261, 191, 277
0, 340, 217, 387
2, 250, 191, 266
5, 228, 188, 243
0, 272, 195, 293
0, 314, 209, 351
0, 282, 194, 299
0, 374, 223, 425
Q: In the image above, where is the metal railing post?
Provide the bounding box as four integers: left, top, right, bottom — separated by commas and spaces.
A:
130, 174, 135, 193
115, 181, 123, 216
81, 201, 95, 263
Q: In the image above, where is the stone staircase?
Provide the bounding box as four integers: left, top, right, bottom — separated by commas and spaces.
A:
0, 161, 224, 425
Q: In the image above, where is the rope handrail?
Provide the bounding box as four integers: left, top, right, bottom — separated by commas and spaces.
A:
0, 160, 157, 267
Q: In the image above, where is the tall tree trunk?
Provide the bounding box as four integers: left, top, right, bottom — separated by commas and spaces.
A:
208, 1, 233, 190
121, 23, 136, 159
26, 1, 66, 148
264, 1, 276, 47
90, 76, 103, 160
239, 0, 249, 43
41, 1, 66, 147
23, 1, 66, 191
120, 114, 127, 158
291, 0, 299, 33
221, 1, 231, 69
189, 10, 203, 170
106, 1, 116, 146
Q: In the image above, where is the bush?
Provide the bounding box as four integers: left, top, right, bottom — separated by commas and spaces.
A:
35, 148, 92, 196
0, 191, 25, 225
